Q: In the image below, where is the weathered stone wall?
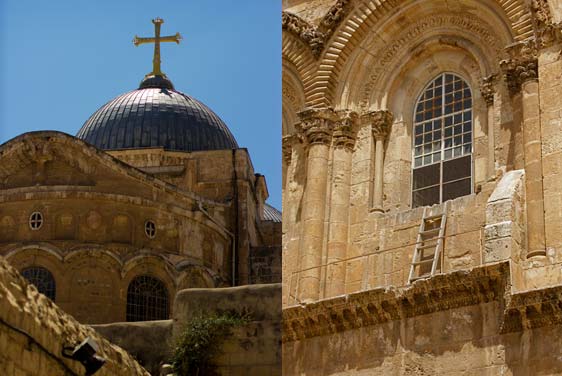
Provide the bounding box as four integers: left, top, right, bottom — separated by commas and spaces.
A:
283, 263, 562, 375
0, 132, 282, 323
250, 245, 282, 283
93, 320, 173, 375
173, 284, 282, 376
0, 255, 148, 375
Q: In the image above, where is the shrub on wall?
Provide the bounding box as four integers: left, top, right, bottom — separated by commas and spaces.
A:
171, 311, 250, 376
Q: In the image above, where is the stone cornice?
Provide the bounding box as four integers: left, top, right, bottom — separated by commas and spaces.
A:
296, 108, 338, 146
282, 0, 352, 59
361, 110, 394, 140
283, 261, 562, 342
333, 110, 358, 150
500, 41, 538, 95
480, 74, 498, 107
283, 262, 510, 342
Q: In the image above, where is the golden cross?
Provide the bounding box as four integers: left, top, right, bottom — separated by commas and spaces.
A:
133, 18, 182, 76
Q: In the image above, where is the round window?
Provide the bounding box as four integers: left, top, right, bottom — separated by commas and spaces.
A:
145, 220, 156, 238
29, 212, 43, 230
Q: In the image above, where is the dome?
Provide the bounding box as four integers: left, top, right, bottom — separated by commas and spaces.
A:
76, 75, 238, 152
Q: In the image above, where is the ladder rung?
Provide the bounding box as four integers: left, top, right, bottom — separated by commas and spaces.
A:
417, 243, 438, 250
419, 235, 444, 242
410, 275, 430, 282
420, 228, 440, 236
424, 214, 444, 221
412, 259, 434, 266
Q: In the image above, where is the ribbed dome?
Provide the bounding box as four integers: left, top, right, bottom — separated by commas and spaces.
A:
76, 76, 238, 152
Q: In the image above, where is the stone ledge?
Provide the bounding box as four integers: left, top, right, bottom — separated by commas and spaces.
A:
283, 262, 510, 342
284, 261, 562, 342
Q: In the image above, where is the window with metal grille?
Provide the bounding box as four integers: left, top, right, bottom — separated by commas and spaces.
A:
144, 220, 156, 239
412, 73, 473, 207
21, 266, 56, 301
29, 211, 43, 230
126, 275, 169, 321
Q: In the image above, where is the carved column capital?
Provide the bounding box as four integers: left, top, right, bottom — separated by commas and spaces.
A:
530, 0, 562, 48
480, 74, 498, 107
296, 108, 338, 146
333, 110, 359, 150
361, 110, 393, 141
500, 41, 538, 95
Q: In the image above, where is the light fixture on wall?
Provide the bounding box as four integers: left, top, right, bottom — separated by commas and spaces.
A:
62, 337, 106, 375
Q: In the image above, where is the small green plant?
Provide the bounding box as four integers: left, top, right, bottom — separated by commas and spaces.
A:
171, 311, 250, 376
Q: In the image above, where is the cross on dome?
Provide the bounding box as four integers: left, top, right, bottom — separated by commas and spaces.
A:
133, 18, 182, 77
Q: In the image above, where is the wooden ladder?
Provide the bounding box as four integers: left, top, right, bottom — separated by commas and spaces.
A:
408, 204, 448, 284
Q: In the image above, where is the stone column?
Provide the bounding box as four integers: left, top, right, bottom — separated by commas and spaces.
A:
362, 111, 393, 213
501, 42, 546, 258
296, 108, 337, 303
480, 74, 498, 181
325, 110, 358, 298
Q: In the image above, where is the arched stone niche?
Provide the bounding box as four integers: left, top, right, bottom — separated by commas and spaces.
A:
122, 254, 177, 320
176, 265, 216, 290
331, 2, 514, 212
282, 61, 306, 136
64, 249, 123, 324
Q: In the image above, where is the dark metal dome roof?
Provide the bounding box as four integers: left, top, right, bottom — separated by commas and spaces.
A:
263, 203, 282, 222
76, 76, 238, 152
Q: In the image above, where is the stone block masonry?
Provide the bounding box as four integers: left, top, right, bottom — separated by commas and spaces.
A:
0, 255, 148, 375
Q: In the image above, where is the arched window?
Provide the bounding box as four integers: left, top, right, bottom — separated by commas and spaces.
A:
412, 73, 473, 207
126, 275, 169, 321
21, 266, 56, 301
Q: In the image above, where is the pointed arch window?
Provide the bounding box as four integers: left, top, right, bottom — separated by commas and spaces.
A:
412, 73, 473, 207
21, 266, 56, 301
126, 275, 169, 321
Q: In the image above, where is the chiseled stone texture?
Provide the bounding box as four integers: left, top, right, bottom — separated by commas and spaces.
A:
283, 263, 562, 375
283, 1, 562, 374
93, 320, 173, 375
173, 284, 282, 376
0, 131, 281, 323
0, 255, 149, 376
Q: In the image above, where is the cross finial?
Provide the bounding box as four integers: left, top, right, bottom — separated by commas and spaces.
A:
133, 18, 182, 77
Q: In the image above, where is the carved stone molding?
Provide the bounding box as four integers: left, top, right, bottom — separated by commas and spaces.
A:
283, 261, 562, 342
500, 41, 538, 95
333, 110, 358, 150
362, 110, 394, 141
480, 74, 499, 107
358, 13, 504, 109
529, 0, 562, 49
282, 0, 352, 58
296, 108, 338, 146
282, 134, 302, 164
283, 262, 510, 342
282, 12, 325, 58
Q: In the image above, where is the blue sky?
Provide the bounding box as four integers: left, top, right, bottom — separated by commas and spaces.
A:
0, 1, 281, 210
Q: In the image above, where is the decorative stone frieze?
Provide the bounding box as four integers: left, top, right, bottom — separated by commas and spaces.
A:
362, 110, 393, 141
282, 0, 352, 58
282, 12, 325, 57
283, 262, 511, 342
332, 110, 358, 150
296, 108, 338, 146
500, 41, 538, 95
480, 74, 498, 107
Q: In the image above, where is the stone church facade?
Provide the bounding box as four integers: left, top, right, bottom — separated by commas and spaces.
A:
282, 0, 562, 374
0, 30, 281, 325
